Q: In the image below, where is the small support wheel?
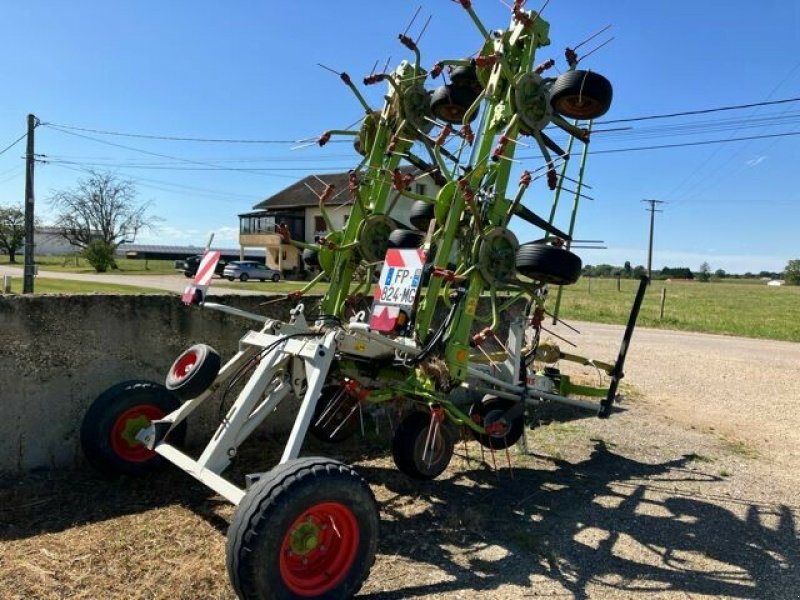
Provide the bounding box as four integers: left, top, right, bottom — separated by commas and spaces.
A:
430, 84, 480, 124
387, 229, 425, 249
226, 457, 378, 600
409, 200, 436, 232
549, 70, 613, 120
80, 380, 186, 476
516, 243, 582, 285
469, 396, 524, 450
391, 411, 454, 480
165, 343, 221, 401
302, 248, 320, 267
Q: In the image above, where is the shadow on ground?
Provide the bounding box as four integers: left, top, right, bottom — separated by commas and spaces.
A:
358, 440, 799, 599
2, 433, 797, 599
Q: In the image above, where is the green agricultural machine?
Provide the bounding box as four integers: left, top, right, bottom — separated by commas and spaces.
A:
80, 3, 647, 598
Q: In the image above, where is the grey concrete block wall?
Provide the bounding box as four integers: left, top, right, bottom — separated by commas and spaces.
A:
0, 293, 524, 474
0, 294, 319, 473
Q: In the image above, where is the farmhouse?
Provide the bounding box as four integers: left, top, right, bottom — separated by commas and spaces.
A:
237, 168, 440, 273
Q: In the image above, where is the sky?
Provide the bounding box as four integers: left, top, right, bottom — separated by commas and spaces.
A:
0, 1, 798, 274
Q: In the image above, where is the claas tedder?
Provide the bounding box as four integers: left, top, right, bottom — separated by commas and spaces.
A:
80, 3, 647, 598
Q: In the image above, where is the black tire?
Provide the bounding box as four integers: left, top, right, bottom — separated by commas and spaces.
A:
392, 411, 454, 480
165, 344, 221, 401
388, 229, 425, 249
430, 84, 480, 124
183, 271, 193, 278
80, 380, 187, 477
450, 60, 476, 84
240, 273, 250, 282
516, 243, 582, 285
303, 248, 320, 267
549, 70, 613, 120
271, 273, 280, 282
310, 384, 359, 444
226, 276, 235, 281
409, 200, 436, 232
469, 396, 524, 450
226, 457, 378, 600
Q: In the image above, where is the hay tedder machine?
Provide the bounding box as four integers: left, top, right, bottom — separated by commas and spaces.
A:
80, 3, 647, 598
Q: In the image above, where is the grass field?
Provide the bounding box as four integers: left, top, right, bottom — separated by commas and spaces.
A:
554, 277, 800, 343
0, 254, 177, 275
4, 278, 165, 294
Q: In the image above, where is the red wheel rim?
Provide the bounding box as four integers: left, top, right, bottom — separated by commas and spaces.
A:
172, 350, 198, 382
110, 404, 165, 462
279, 502, 360, 596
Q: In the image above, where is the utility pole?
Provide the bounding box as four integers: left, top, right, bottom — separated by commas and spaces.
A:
23, 114, 39, 294
642, 199, 665, 282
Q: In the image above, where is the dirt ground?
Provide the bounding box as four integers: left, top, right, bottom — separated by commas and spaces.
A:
2, 322, 799, 599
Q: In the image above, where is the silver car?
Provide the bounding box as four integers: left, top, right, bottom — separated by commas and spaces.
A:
222, 261, 281, 282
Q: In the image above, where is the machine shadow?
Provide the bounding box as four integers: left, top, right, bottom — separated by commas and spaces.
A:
357, 440, 799, 600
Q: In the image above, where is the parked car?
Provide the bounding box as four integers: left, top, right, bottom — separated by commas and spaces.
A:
223, 261, 282, 282
175, 255, 228, 278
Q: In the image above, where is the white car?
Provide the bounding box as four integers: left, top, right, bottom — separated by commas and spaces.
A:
222, 261, 281, 282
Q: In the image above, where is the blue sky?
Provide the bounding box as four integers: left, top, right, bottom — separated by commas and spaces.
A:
1, 1, 798, 273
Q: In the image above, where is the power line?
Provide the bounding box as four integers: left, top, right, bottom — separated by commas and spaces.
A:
519, 130, 800, 160
42, 122, 350, 144
597, 96, 800, 125
0, 131, 28, 157
42, 96, 800, 145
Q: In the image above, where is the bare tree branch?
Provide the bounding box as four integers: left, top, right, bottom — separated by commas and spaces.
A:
48, 170, 160, 251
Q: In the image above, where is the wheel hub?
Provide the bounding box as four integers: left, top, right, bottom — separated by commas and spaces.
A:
478, 228, 519, 285
289, 520, 321, 555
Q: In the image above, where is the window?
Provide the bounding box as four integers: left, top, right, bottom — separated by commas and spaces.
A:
414, 183, 426, 196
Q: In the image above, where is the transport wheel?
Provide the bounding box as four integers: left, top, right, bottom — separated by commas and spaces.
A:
165, 343, 221, 401
226, 276, 235, 281
272, 273, 281, 282
387, 229, 425, 249
310, 384, 359, 444
409, 200, 435, 232
226, 457, 378, 600
469, 396, 524, 450
80, 380, 186, 476
240, 273, 250, 282
430, 84, 480, 124
516, 243, 582, 285
549, 70, 613, 120
391, 411, 454, 480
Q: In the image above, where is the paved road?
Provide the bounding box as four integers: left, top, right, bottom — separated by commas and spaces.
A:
0, 264, 265, 296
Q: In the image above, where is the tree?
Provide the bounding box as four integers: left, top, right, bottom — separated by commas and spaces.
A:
623, 261, 632, 278
0, 204, 27, 263
632, 264, 646, 278
713, 268, 726, 280
49, 170, 158, 269
698, 262, 711, 282
786, 260, 800, 285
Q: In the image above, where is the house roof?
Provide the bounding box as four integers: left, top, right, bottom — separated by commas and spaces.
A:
251, 167, 419, 211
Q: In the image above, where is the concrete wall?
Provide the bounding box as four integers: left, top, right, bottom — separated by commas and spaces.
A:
0, 292, 522, 474
0, 294, 318, 473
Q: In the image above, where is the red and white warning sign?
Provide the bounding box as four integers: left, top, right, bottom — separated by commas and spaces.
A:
182, 250, 221, 305
369, 248, 425, 332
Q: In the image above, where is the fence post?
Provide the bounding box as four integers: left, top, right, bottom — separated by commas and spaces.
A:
616, 275, 621, 292
659, 287, 667, 319
2, 276, 11, 294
